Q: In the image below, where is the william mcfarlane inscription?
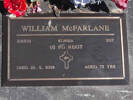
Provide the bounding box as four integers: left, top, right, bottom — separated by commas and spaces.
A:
21, 24, 110, 32
2, 14, 129, 86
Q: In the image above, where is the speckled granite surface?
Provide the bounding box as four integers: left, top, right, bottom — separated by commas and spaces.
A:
0, 1, 133, 100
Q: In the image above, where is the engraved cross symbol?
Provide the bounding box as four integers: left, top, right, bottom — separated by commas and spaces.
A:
59, 51, 73, 70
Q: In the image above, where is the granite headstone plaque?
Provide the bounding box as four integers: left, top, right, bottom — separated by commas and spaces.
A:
2, 13, 129, 86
